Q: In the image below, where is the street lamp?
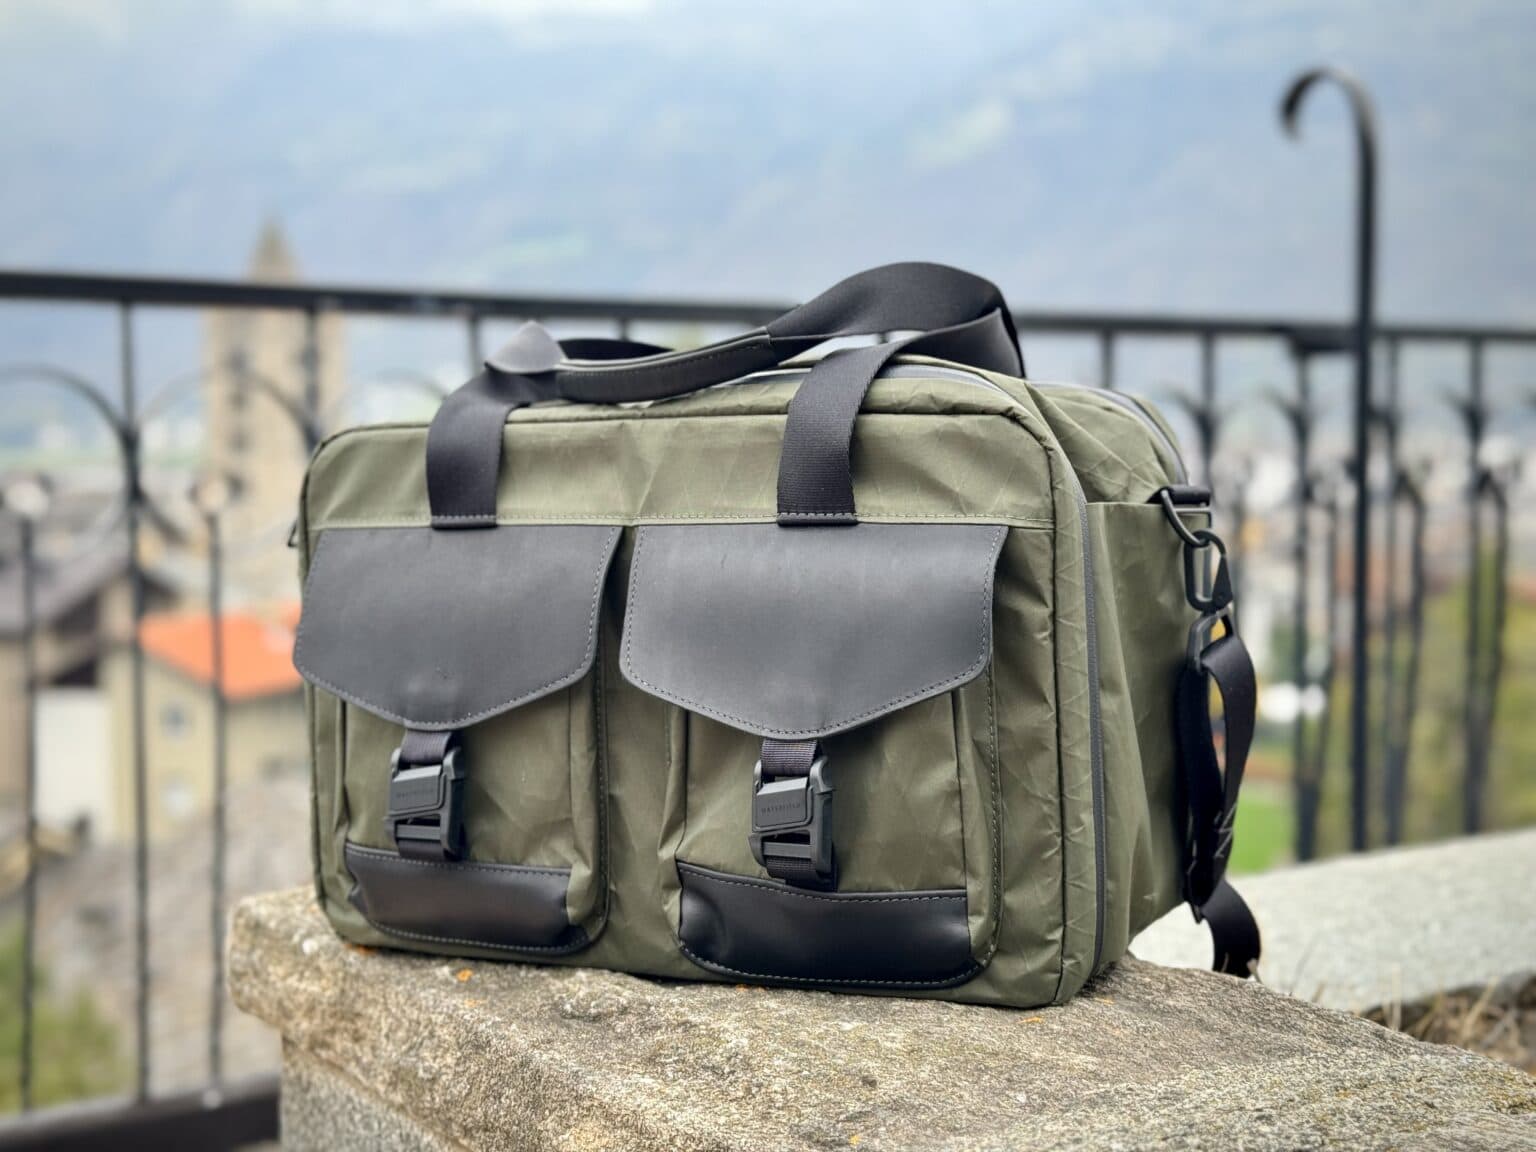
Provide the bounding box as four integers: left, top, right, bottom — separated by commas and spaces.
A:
1280, 67, 1381, 854
2, 472, 53, 1112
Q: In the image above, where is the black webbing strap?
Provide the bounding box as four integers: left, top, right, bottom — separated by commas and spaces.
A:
775, 313, 1022, 522
760, 737, 820, 778
1202, 878, 1262, 976
397, 728, 453, 768
1157, 486, 1261, 979
426, 322, 565, 527
424, 263, 1025, 527
1175, 613, 1262, 979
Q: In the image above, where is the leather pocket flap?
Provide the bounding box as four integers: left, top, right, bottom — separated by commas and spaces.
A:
295, 525, 620, 730
620, 522, 1005, 739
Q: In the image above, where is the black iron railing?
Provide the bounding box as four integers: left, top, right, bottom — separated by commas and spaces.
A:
0, 260, 1533, 1145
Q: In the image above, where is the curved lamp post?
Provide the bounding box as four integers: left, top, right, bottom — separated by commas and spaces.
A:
1281, 66, 1380, 853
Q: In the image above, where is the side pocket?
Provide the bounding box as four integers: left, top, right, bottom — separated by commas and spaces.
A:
307, 686, 352, 916
1088, 501, 1198, 953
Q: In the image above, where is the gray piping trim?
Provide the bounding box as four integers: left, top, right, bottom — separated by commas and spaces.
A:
676, 943, 981, 991
1072, 472, 1107, 974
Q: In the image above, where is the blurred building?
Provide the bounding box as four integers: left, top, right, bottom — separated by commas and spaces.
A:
202, 222, 345, 602
103, 605, 306, 843
0, 536, 177, 812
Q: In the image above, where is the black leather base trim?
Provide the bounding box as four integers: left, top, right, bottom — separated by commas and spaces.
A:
344, 841, 587, 954
676, 861, 979, 988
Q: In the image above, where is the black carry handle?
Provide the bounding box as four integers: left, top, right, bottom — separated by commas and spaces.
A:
425, 262, 1022, 526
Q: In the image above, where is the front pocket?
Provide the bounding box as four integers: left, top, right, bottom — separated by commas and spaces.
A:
296, 524, 620, 954
336, 674, 603, 953
621, 521, 1005, 987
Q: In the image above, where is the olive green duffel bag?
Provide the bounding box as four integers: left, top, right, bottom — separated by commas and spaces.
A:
293, 263, 1260, 1008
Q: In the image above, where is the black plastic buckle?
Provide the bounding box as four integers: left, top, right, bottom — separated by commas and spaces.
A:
749, 755, 835, 887
385, 742, 467, 861
1186, 606, 1236, 672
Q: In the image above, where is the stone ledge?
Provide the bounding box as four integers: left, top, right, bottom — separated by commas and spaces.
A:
1133, 828, 1536, 1012
230, 888, 1536, 1151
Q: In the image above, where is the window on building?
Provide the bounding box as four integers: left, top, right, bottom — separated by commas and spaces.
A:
160, 702, 190, 739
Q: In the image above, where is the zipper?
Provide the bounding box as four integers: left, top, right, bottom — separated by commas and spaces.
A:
743, 359, 1110, 973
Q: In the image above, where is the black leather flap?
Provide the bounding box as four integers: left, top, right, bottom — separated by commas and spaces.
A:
620, 522, 1006, 739
295, 525, 620, 730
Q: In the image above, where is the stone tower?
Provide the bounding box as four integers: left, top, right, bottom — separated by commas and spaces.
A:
202, 223, 345, 601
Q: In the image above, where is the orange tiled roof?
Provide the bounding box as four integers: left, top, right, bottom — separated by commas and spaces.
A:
139, 604, 301, 700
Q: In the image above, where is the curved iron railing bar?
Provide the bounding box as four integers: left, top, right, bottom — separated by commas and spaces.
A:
1382, 460, 1430, 845
1467, 463, 1515, 835
1448, 365, 1491, 833
361, 367, 452, 401
0, 362, 129, 439
140, 357, 321, 447
137, 357, 331, 571
0, 359, 150, 1105
1282, 66, 1381, 853
1373, 338, 1401, 821
1270, 361, 1321, 860
1212, 455, 1254, 606
1299, 471, 1347, 856
1166, 386, 1223, 487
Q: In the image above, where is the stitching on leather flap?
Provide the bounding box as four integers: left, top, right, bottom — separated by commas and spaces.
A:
620, 523, 1006, 739
295, 526, 620, 729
